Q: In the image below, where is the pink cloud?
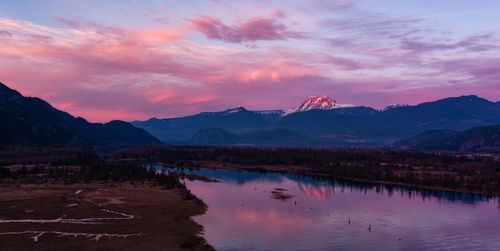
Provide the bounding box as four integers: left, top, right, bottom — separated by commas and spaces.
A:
189, 15, 304, 44
0, 30, 12, 37
0, 1, 499, 124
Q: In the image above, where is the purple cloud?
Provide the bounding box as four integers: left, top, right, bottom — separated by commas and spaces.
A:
0, 30, 12, 37
190, 15, 304, 44
401, 33, 497, 52
1, 1, 499, 123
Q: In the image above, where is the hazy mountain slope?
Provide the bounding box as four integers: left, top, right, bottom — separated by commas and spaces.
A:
394, 125, 500, 152
132, 107, 280, 143
252, 110, 284, 124
276, 95, 500, 144
375, 95, 500, 138
190, 128, 243, 145
393, 129, 459, 150
449, 125, 500, 152
189, 128, 312, 146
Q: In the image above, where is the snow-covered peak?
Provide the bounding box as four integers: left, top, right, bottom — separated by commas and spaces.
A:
285, 95, 339, 115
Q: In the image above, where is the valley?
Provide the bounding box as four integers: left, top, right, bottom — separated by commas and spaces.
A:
2, 1, 499, 249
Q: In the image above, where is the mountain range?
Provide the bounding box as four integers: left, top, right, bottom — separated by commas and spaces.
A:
131, 107, 285, 144
2, 81, 499, 151
133, 95, 500, 147
0, 82, 161, 146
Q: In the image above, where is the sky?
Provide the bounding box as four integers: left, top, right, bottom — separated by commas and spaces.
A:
0, 0, 499, 122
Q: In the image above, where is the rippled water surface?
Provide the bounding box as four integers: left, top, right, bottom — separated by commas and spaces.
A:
159, 166, 500, 251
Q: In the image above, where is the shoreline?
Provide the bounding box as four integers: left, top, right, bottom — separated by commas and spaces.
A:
159, 161, 500, 197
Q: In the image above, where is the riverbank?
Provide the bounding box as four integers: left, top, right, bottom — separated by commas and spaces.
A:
0, 147, 217, 250
160, 160, 500, 197
0, 183, 214, 250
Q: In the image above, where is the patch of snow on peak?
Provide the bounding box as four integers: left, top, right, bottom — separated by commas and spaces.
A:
285, 95, 351, 115
223, 107, 246, 115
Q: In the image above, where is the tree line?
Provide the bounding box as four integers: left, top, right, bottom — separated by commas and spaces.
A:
114, 145, 500, 194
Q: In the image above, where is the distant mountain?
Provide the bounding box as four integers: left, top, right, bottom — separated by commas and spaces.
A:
393, 129, 459, 151
252, 110, 285, 123
0, 82, 161, 146
276, 95, 500, 144
70, 119, 162, 146
134, 94, 500, 147
277, 106, 378, 138
132, 107, 283, 143
394, 125, 500, 152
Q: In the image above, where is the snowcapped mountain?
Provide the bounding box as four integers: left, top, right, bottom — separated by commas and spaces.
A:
285, 95, 351, 115
131, 94, 500, 146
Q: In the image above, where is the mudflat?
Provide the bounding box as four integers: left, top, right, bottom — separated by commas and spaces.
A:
0, 183, 213, 251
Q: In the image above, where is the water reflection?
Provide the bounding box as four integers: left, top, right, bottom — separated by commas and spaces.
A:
157, 165, 497, 205
297, 183, 335, 201
157, 165, 500, 251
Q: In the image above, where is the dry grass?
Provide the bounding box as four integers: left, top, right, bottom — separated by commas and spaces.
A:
0, 183, 214, 251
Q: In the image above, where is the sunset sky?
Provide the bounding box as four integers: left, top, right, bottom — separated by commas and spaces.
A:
1, 0, 499, 122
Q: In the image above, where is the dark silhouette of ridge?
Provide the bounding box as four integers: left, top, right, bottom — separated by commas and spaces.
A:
0, 82, 162, 146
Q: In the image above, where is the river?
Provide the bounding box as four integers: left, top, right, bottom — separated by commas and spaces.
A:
158, 166, 500, 250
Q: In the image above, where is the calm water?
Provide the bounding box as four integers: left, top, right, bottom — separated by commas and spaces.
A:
158, 166, 500, 251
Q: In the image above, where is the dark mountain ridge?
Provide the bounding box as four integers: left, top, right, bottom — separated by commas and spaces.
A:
0, 82, 162, 146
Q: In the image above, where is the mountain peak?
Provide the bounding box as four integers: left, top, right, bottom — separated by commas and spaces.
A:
286, 95, 338, 115
0, 82, 22, 99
